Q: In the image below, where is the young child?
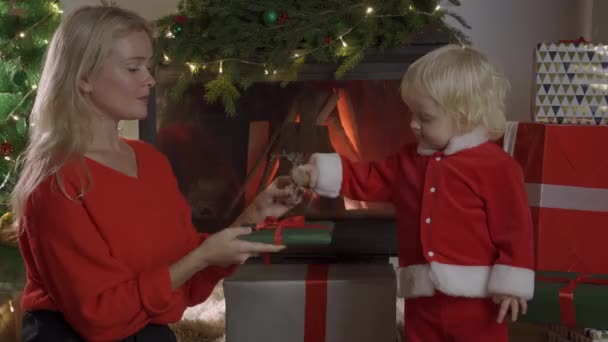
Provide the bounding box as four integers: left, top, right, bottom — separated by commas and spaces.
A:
292, 44, 534, 342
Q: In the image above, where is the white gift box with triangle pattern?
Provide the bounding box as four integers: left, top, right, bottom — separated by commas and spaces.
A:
534, 42, 608, 125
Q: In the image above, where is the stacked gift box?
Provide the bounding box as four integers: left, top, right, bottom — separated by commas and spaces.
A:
223, 216, 398, 342
546, 325, 608, 342
503, 38, 608, 332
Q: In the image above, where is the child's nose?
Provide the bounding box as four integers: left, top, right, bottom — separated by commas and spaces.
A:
410, 118, 420, 131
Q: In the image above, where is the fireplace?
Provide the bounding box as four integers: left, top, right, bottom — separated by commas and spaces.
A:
142, 41, 447, 260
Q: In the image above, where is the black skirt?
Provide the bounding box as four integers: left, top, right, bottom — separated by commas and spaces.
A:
22, 310, 177, 342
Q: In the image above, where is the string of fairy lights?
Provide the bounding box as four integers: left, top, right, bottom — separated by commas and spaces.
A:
161, 4, 448, 77
0, 2, 63, 168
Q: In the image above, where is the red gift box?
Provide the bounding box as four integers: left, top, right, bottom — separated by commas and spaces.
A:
504, 122, 608, 274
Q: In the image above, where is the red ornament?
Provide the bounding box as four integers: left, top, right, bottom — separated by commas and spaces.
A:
174, 15, 188, 24
278, 12, 289, 25
325, 36, 334, 45
0, 142, 13, 156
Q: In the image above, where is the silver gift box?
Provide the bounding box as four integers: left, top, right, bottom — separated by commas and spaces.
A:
224, 264, 396, 342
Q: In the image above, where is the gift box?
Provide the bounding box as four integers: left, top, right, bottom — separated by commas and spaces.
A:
503, 122, 608, 274
533, 39, 608, 125
223, 264, 396, 342
546, 325, 608, 342
239, 216, 333, 246
522, 272, 608, 330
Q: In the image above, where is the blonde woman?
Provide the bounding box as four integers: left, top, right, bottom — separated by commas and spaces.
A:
293, 45, 535, 342
12, 6, 299, 342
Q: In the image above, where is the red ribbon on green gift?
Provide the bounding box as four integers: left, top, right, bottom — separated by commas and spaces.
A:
537, 274, 608, 326
254, 216, 330, 264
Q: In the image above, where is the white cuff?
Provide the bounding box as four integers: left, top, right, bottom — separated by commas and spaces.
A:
310, 153, 342, 198
488, 264, 535, 300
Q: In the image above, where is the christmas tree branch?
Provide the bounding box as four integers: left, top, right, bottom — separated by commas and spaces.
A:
0, 14, 54, 48
4, 89, 35, 123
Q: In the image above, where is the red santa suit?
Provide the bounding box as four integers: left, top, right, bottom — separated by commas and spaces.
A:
311, 127, 535, 342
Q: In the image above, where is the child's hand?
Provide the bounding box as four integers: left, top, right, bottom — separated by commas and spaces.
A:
492, 295, 528, 323
290, 164, 318, 188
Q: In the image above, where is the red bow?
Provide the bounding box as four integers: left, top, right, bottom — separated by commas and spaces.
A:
254, 216, 329, 264
254, 216, 307, 245
537, 274, 608, 326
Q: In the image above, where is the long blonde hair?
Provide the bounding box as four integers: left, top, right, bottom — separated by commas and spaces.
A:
11, 6, 153, 226
400, 44, 510, 139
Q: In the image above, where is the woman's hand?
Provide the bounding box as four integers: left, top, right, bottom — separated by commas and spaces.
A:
233, 176, 303, 226
253, 176, 303, 218
170, 227, 284, 289
197, 227, 285, 268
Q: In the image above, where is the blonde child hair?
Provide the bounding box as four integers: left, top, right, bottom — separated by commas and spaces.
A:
11, 6, 153, 226
400, 44, 510, 140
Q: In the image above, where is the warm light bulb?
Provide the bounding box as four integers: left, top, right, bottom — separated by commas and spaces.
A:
43, 39, 49, 44
12, 115, 19, 121
31, 84, 38, 90
19, 32, 25, 38
293, 53, 300, 58
8, 300, 14, 313
265, 69, 269, 75
187, 62, 197, 73
340, 37, 348, 47
165, 31, 174, 38
435, 5, 441, 11
163, 54, 170, 63
4, 157, 11, 161
366, 7, 374, 14
52, 3, 63, 14
219, 60, 223, 74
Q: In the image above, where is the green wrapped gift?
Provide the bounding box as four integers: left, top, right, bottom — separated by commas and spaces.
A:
521, 271, 608, 330
239, 216, 333, 246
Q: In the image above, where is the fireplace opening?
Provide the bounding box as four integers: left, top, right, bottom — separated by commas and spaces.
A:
155, 78, 417, 232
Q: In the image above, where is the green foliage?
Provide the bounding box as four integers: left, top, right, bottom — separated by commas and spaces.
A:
155, 0, 470, 115
0, 0, 62, 216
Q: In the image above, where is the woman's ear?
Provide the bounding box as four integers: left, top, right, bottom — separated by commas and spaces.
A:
79, 76, 93, 93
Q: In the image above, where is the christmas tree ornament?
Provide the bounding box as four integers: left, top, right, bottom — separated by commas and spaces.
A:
262, 9, 278, 25
277, 12, 289, 25
325, 36, 334, 45
12, 70, 27, 87
171, 23, 184, 36
0, 143, 13, 156
174, 15, 188, 24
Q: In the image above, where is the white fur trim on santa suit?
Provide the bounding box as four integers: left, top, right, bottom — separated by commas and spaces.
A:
310, 153, 342, 198
429, 262, 492, 298
397, 262, 533, 299
488, 264, 535, 300
417, 126, 489, 156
